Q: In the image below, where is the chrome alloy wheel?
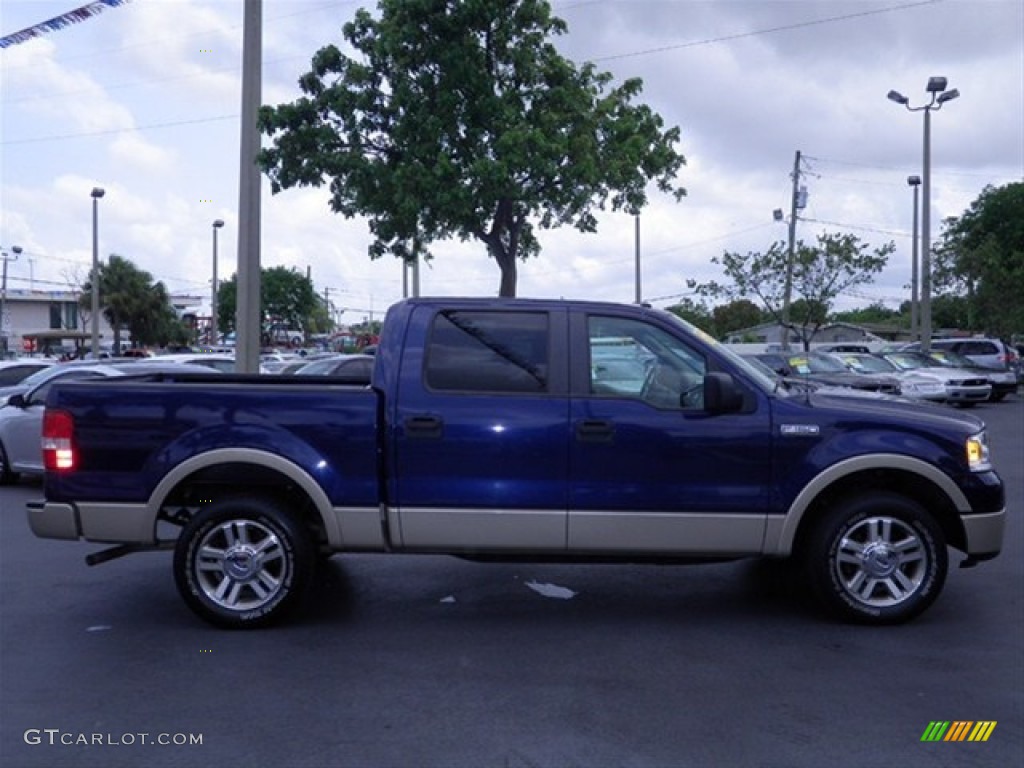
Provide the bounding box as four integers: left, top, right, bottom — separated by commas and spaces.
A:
194, 519, 290, 611
834, 516, 929, 608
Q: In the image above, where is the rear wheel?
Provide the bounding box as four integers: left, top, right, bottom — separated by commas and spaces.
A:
0, 441, 19, 486
173, 496, 315, 628
803, 492, 947, 625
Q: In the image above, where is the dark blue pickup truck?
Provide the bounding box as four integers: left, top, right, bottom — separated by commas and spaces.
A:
28, 298, 1005, 628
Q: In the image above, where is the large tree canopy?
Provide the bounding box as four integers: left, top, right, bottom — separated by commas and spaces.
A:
257, 0, 686, 297
688, 232, 893, 349
933, 182, 1024, 338
217, 266, 319, 337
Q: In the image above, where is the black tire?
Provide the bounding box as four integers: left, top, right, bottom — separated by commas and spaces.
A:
0, 441, 19, 486
173, 496, 315, 629
802, 492, 947, 625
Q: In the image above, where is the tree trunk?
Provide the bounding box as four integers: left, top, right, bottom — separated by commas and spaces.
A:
487, 237, 518, 298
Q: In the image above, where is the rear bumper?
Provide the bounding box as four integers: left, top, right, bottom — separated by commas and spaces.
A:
27, 499, 155, 543
27, 500, 79, 540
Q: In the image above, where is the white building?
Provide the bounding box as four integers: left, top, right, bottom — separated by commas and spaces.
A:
0, 288, 202, 357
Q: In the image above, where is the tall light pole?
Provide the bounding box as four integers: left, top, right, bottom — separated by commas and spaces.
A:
907, 175, 921, 341
90, 187, 105, 357
888, 77, 959, 352
1, 244, 22, 358
211, 219, 224, 345
634, 213, 641, 304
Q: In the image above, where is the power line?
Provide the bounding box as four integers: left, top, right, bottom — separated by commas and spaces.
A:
592, 0, 944, 62
0, 114, 236, 146
800, 217, 907, 239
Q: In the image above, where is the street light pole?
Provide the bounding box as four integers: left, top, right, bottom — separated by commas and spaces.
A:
211, 219, 224, 346
1, 244, 22, 358
634, 213, 641, 304
887, 77, 959, 353
907, 175, 921, 341
90, 187, 105, 357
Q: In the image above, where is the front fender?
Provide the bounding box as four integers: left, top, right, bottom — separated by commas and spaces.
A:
765, 453, 971, 556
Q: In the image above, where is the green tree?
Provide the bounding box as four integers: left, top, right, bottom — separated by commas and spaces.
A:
930, 294, 971, 331
257, 0, 685, 297
665, 298, 715, 335
80, 255, 188, 350
833, 302, 905, 329
933, 182, 1024, 337
712, 299, 764, 338
688, 232, 893, 350
217, 266, 319, 337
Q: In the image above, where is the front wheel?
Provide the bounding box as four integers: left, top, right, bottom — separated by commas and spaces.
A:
803, 492, 947, 625
173, 496, 315, 628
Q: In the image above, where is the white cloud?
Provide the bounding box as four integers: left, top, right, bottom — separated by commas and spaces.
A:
1, 0, 1020, 322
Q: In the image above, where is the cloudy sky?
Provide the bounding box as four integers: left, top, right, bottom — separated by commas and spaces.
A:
2, 0, 1021, 327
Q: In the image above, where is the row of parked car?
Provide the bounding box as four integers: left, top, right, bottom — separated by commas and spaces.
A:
746, 337, 1020, 406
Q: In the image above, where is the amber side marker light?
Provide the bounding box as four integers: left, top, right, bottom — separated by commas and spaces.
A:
42, 409, 76, 471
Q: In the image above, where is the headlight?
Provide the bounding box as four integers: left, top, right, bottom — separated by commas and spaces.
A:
966, 431, 992, 472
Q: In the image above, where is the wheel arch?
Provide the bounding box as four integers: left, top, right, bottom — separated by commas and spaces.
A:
768, 454, 969, 557
147, 448, 340, 548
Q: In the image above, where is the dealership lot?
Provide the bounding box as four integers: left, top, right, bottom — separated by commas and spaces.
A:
1, 396, 1021, 767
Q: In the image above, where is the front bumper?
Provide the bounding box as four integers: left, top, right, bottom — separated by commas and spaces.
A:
944, 384, 992, 403
961, 508, 1005, 558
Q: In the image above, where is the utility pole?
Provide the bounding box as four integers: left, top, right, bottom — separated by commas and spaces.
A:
1, 245, 22, 358
236, 0, 262, 372
634, 214, 641, 304
780, 150, 801, 350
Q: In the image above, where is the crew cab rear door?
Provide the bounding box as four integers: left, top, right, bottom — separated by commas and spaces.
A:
567, 310, 772, 555
389, 305, 570, 551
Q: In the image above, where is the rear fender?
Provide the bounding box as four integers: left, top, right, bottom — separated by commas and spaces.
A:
146, 447, 341, 547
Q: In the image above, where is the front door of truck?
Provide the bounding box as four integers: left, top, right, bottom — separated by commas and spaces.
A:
391, 307, 570, 551
567, 312, 772, 555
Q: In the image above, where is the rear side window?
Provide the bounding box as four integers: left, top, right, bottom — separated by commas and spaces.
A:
425, 311, 549, 393
958, 341, 998, 356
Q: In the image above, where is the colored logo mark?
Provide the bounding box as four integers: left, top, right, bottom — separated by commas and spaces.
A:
921, 721, 996, 742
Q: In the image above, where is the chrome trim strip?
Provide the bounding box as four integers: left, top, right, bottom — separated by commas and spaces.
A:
568, 510, 766, 554
333, 506, 388, 551
397, 507, 565, 551
77, 502, 152, 543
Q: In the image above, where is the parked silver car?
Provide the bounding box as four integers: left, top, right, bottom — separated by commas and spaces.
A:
880, 351, 991, 406
0, 362, 218, 484
926, 348, 1017, 401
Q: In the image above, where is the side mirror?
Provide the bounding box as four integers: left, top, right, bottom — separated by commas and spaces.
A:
703, 372, 744, 413
7, 393, 26, 408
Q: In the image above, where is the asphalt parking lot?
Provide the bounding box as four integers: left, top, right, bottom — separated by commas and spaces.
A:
0, 394, 1021, 768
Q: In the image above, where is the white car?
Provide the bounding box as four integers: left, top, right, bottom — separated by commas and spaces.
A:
0, 359, 54, 387
879, 352, 991, 406
835, 353, 966, 404
137, 353, 271, 374
0, 362, 218, 484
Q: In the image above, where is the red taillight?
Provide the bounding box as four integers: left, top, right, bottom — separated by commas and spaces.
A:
42, 409, 76, 471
